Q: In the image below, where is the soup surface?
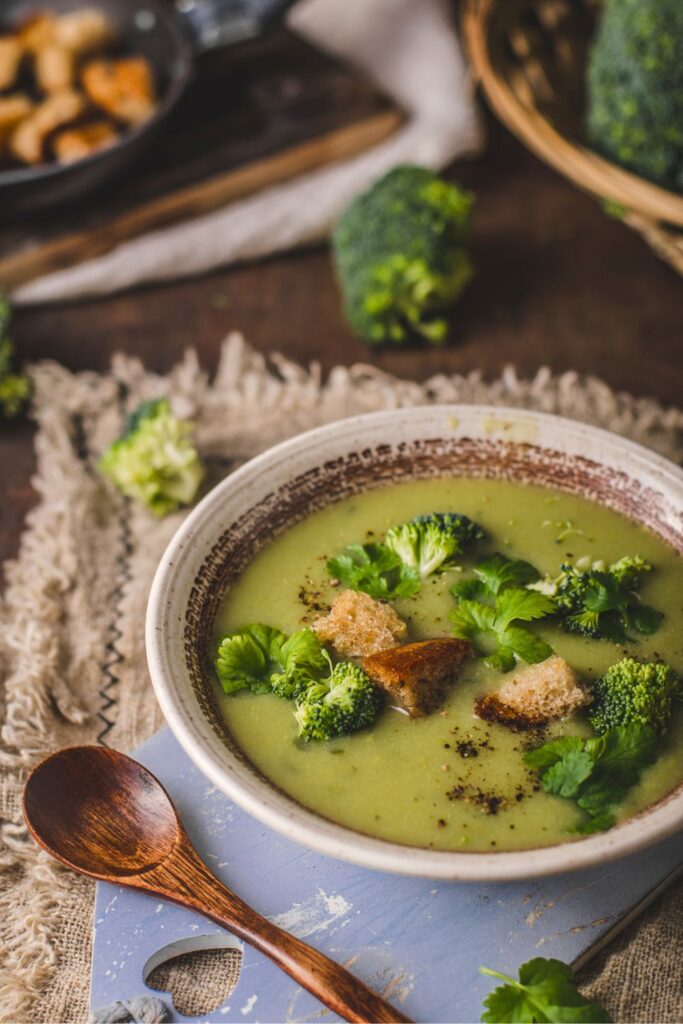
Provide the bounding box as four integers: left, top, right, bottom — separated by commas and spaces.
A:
212, 478, 683, 852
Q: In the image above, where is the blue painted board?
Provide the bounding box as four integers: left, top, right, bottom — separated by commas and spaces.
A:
90, 728, 683, 1023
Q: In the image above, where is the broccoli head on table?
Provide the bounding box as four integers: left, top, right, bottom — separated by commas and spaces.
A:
332, 166, 474, 346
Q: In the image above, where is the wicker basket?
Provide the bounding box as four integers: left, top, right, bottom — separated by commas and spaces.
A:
462, 0, 683, 275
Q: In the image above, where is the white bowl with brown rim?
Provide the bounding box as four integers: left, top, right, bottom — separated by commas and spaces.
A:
146, 405, 683, 880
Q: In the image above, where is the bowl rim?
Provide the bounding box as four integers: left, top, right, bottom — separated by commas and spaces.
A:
146, 404, 683, 881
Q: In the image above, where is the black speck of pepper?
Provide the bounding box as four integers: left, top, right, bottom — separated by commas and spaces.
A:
443, 742, 451, 749
456, 741, 478, 759
437, 818, 447, 828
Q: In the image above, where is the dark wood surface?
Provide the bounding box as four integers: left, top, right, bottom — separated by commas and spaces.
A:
2, 110, 682, 570
24, 746, 410, 1024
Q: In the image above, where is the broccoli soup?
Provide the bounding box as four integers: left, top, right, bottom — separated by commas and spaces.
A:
211, 478, 683, 853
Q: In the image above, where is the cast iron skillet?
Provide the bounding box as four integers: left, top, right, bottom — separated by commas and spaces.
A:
0, 0, 296, 216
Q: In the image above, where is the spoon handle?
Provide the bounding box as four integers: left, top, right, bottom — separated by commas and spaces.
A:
154, 844, 412, 1023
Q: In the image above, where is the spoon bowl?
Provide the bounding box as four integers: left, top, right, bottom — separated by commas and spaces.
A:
23, 746, 409, 1024
23, 746, 180, 878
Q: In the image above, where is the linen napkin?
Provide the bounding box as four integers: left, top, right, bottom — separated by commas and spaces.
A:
13, 0, 483, 306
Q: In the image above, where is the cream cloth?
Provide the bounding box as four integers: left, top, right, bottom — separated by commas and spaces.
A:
12, 0, 483, 306
1, 336, 682, 1023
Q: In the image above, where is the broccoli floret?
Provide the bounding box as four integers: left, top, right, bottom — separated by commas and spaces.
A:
332, 166, 474, 345
99, 398, 204, 515
552, 557, 661, 643
0, 294, 30, 419
589, 658, 681, 735
586, 0, 683, 191
294, 661, 381, 741
385, 512, 484, 578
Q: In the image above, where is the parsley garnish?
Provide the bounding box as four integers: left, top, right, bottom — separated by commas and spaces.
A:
480, 957, 610, 1023
524, 723, 657, 833
450, 555, 554, 671
552, 559, 661, 643
215, 625, 327, 695
327, 542, 420, 600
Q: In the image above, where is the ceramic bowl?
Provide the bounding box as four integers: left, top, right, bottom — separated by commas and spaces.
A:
146, 405, 683, 880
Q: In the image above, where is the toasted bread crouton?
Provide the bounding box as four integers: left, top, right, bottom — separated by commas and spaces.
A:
10, 89, 84, 164
82, 57, 155, 125
0, 37, 23, 91
313, 589, 407, 658
17, 14, 57, 53
475, 655, 590, 730
0, 94, 32, 154
362, 638, 471, 717
35, 45, 75, 93
53, 119, 117, 163
53, 9, 115, 54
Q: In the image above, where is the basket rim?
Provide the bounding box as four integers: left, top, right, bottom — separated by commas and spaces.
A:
462, 0, 683, 229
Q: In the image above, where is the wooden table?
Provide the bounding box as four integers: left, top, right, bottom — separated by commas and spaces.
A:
2, 112, 682, 566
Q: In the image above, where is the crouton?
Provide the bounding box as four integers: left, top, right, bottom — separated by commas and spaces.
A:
0, 37, 23, 91
475, 655, 590, 730
313, 589, 407, 658
82, 57, 155, 125
53, 9, 115, 54
10, 89, 84, 164
0, 94, 32, 154
17, 14, 57, 53
34, 45, 74, 93
53, 119, 118, 163
362, 638, 471, 717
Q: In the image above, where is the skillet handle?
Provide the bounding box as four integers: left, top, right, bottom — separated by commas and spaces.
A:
175, 0, 298, 53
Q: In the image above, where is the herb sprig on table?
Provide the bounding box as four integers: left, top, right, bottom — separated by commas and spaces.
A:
450, 554, 554, 671
524, 723, 658, 834
480, 957, 610, 1023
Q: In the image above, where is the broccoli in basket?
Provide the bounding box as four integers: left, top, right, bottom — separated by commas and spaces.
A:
99, 398, 204, 516
332, 166, 474, 345
587, 0, 683, 192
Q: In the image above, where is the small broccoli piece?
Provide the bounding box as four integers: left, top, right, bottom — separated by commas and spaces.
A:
294, 661, 381, 741
588, 658, 681, 735
0, 293, 30, 419
332, 166, 474, 346
552, 557, 661, 643
586, 0, 683, 191
99, 398, 204, 515
385, 512, 484, 578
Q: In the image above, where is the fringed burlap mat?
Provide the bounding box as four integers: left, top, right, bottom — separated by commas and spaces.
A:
1, 335, 682, 1024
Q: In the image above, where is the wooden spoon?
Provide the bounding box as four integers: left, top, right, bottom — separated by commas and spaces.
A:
23, 746, 411, 1024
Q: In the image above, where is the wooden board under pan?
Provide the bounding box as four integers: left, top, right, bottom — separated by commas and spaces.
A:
0, 30, 402, 292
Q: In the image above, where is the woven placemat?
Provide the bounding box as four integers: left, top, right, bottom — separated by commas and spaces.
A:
1, 334, 682, 1024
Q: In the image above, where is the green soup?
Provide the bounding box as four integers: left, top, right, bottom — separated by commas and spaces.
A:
212, 478, 683, 852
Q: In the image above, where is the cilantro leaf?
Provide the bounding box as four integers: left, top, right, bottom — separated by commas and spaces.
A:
215, 624, 326, 696
480, 958, 610, 1023
215, 632, 276, 694
474, 554, 541, 595
542, 750, 595, 798
524, 724, 657, 833
450, 586, 554, 672
495, 590, 555, 630
327, 542, 420, 600
524, 736, 585, 771
553, 559, 661, 642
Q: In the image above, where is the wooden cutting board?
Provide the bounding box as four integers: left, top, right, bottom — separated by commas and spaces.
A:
0, 30, 401, 291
